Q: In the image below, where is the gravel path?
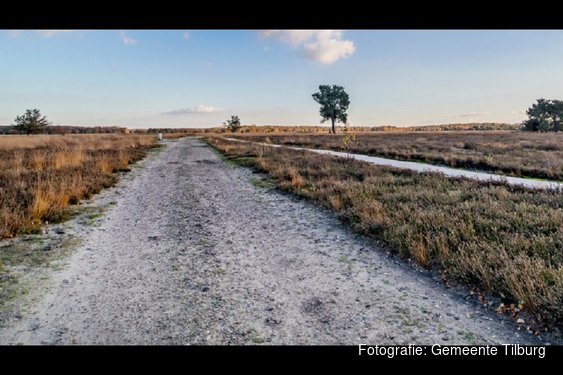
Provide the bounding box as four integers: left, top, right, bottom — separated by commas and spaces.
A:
0, 138, 551, 345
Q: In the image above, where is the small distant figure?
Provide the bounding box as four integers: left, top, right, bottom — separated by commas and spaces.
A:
157, 133, 163, 141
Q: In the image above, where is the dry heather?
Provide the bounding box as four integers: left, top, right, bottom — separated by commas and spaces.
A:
0, 134, 156, 239
232, 131, 563, 181
206, 136, 563, 325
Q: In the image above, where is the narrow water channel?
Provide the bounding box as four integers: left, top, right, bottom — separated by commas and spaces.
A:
225, 138, 563, 190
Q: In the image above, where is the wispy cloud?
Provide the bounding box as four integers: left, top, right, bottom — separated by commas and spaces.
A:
120, 31, 137, 45
183, 31, 190, 40
162, 105, 222, 115
259, 30, 355, 64
459, 111, 490, 118
7, 30, 75, 38
37, 30, 73, 38
7, 30, 23, 38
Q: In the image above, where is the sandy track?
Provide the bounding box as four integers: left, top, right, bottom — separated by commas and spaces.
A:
0, 138, 550, 344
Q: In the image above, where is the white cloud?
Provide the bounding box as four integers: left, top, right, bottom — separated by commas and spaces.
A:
303, 32, 356, 64
37, 30, 73, 38
260, 30, 319, 45
193, 104, 221, 113
459, 111, 490, 117
259, 30, 356, 64
162, 105, 223, 115
120, 31, 137, 45
183, 31, 190, 40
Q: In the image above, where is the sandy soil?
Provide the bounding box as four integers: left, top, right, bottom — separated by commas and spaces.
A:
0, 138, 554, 345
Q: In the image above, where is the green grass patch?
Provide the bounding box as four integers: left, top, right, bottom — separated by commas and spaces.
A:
0, 235, 81, 313
249, 176, 276, 190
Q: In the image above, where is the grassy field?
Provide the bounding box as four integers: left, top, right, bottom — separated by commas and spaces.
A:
206, 136, 563, 325
0, 134, 156, 239
231, 131, 563, 181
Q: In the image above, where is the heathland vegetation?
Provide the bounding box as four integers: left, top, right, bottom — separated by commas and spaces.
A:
0, 134, 156, 239
232, 132, 563, 181
206, 136, 563, 325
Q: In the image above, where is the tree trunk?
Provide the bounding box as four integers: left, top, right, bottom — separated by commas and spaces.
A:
331, 118, 336, 134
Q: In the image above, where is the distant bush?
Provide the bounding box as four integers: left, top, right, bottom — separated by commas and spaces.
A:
224, 115, 242, 133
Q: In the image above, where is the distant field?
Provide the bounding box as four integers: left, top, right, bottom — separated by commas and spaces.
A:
162, 132, 193, 139
0, 134, 156, 239
206, 136, 563, 325
232, 131, 563, 181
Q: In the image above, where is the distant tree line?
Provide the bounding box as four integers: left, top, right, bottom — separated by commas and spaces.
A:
2, 121, 522, 136
213, 123, 520, 134
137, 128, 219, 135
2, 107, 531, 137
127, 123, 523, 135
365, 123, 519, 132
4, 109, 130, 135
47, 126, 128, 134
1, 124, 129, 135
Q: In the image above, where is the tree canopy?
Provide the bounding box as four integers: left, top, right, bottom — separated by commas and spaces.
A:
12, 109, 51, 135
312, 85, 350, 134
523, 99, 563, 132
224, 115, 241, 133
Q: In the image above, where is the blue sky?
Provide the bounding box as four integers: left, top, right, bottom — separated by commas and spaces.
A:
1, 30, 563, 128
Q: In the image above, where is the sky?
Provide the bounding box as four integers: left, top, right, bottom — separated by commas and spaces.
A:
1, 30, 563, 128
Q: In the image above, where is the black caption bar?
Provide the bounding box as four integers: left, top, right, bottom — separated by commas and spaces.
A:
358, 344, 547, 359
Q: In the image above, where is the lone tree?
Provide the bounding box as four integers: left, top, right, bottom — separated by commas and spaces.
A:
312, 85, 350, 134
12, 109, 51, 135
523, 98, 563, 132
224, 115, 241, 133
